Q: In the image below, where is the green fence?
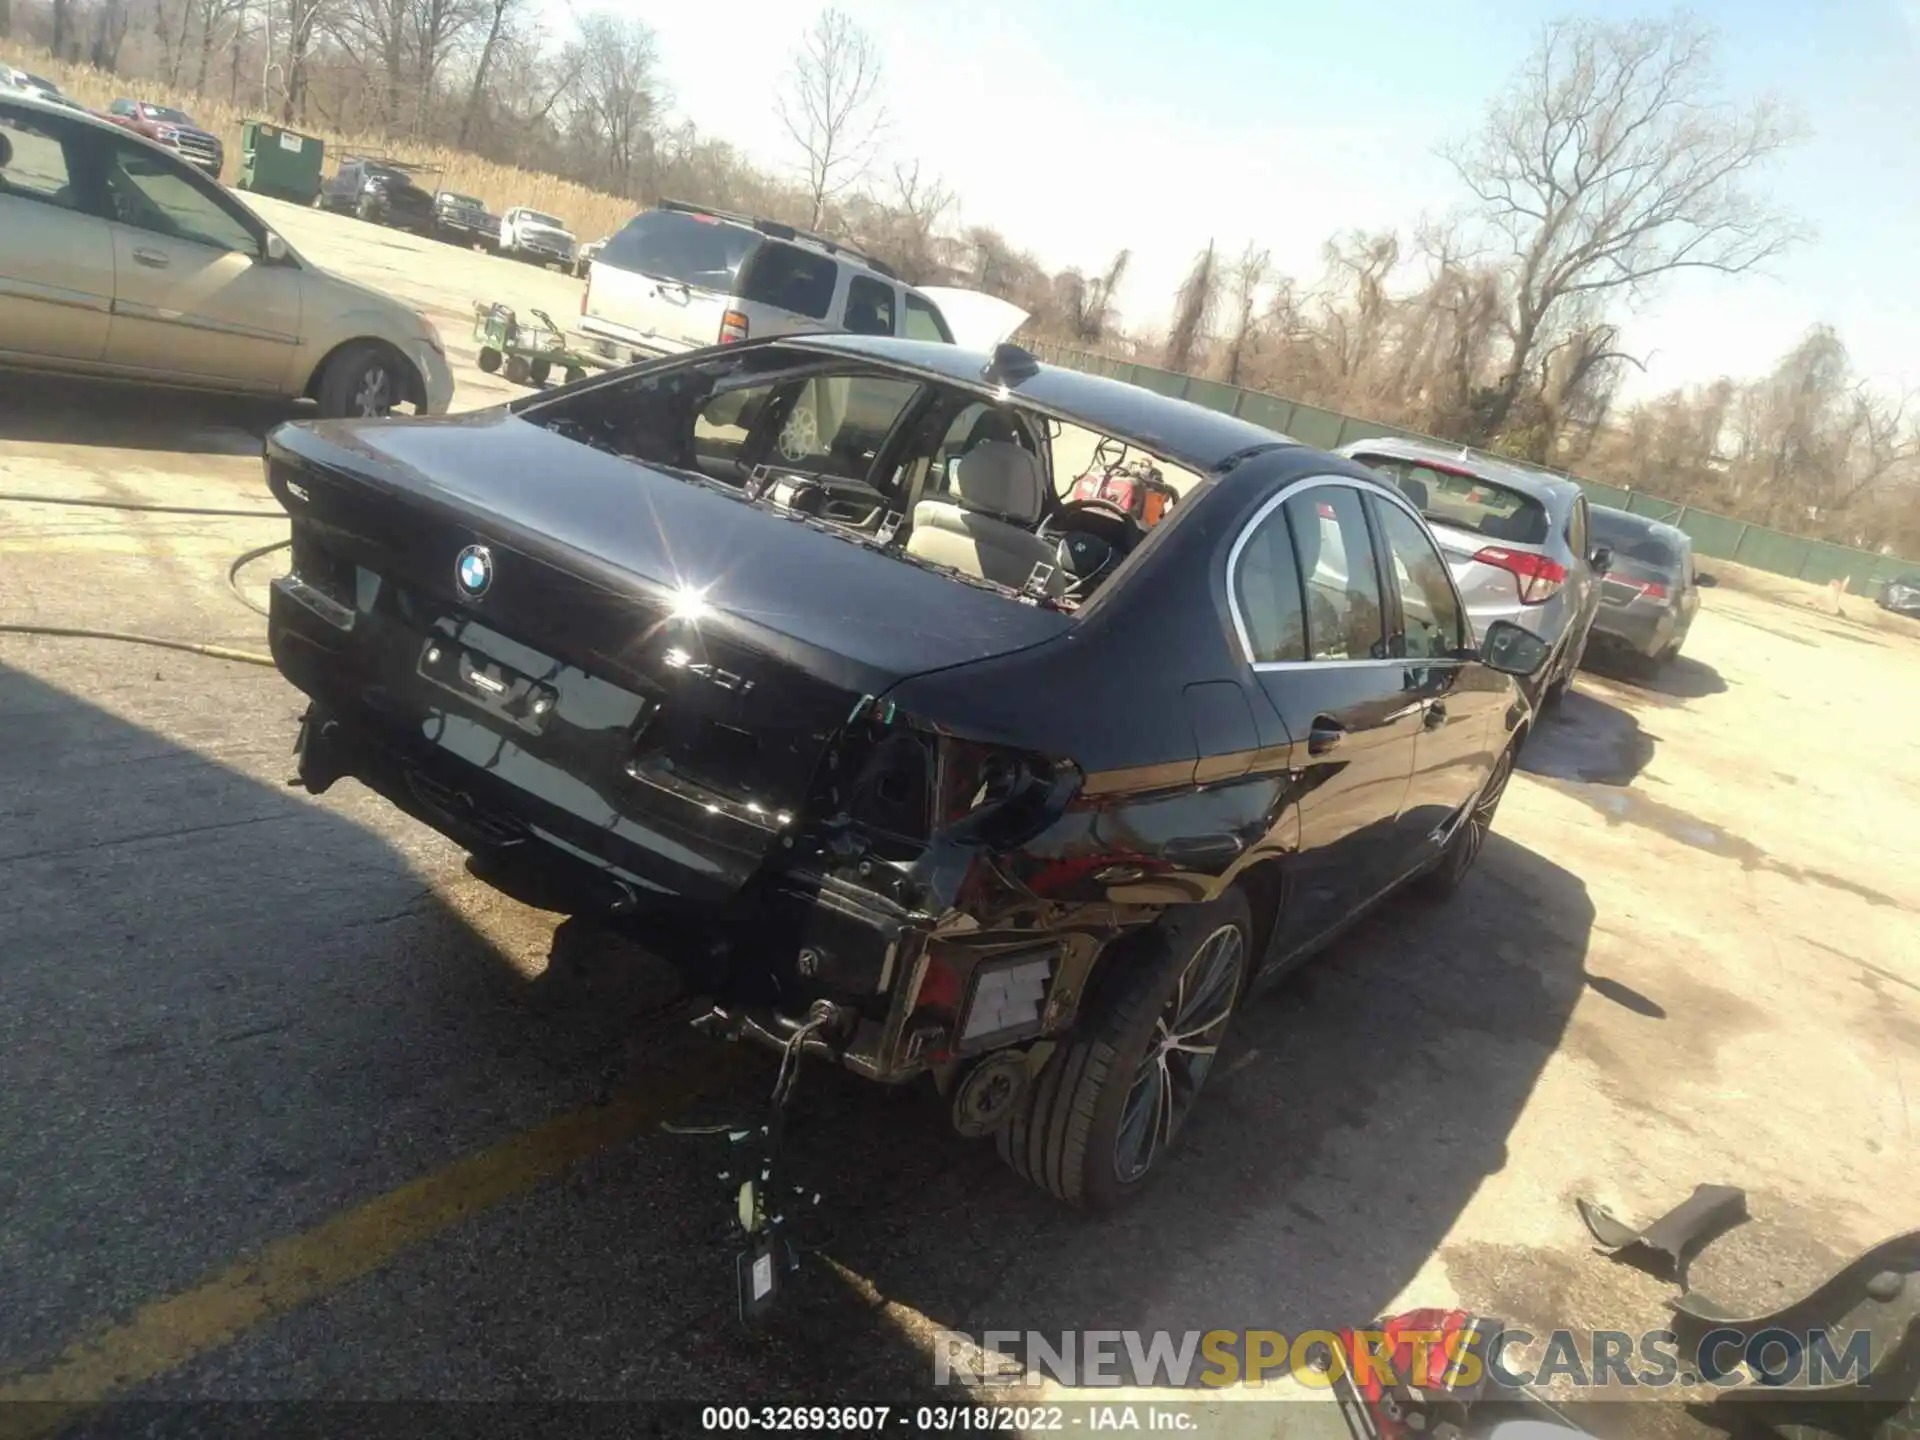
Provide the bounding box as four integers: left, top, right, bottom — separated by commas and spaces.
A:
1028, 341, 1919, 599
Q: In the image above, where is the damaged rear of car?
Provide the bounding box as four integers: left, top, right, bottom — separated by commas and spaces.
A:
264, 335, 1536, 1209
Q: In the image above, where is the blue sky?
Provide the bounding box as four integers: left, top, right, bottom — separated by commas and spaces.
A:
621, 0, 1920, 400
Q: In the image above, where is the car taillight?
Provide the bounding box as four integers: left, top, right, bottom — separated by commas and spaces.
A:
1472, 546, 1566, 604
718, 309, 749, 344
1607, 572, 1666, 599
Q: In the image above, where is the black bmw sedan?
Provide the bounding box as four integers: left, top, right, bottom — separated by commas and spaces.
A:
260, 335, 1550, 1209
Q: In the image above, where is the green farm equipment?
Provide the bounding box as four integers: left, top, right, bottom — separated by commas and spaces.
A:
471, 302, 613, 388
234, 120, 325, 205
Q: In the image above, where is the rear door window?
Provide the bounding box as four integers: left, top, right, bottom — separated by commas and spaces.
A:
1232, 507, 1308, 663
0, 110, 81, 210
772, 375, 921, 477
1282, 487, 1388, 662
1372, 498, 1467, 659
739, 240, 836, 318
902, 292, 952, 342
844, 275, 896, 336
600, 209, 759, 291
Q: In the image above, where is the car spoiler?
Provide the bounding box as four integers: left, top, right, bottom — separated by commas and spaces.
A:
917, 288, 1030, 352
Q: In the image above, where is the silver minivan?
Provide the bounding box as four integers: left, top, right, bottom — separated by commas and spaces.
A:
1340, 436, 1606, 707
577, 201, 1017, 362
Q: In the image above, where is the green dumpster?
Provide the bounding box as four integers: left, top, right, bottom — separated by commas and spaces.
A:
235, 120, 325, 205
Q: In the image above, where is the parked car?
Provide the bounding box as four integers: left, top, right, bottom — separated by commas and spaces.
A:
1582, 507, 1708, 671
1, 93, 452, 417
318, 157, 436, 234
106, 98, 223, 178
262, 333, 1549, 1209
499, 206, 576, 268
1338, 436, 1605, 707
432, 190, 497, 249
4, 67, 63, 101
580, 200, 1006, 363
1877, 574, 1920, 619
572, 234, 607, 278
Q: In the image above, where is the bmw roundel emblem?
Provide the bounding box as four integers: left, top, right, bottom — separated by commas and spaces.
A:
456, 544, 493, 599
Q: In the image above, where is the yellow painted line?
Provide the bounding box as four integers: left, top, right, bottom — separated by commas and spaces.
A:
0, 1039, 736, 1437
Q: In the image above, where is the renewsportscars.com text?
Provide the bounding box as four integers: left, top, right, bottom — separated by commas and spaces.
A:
934, 1327, 1875, 1391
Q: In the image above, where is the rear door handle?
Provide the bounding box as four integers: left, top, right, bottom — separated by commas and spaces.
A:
1307, 716, 1345, 756
1424, 700, 1448, 729
132, 248, 170, 269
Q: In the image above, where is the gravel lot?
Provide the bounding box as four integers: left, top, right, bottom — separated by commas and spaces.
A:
1, 195, 1916, 1438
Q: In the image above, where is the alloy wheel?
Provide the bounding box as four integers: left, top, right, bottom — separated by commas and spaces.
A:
1113, 923, 1245, 1184
352, 365, 394, 417
1460, 748, 1513, 871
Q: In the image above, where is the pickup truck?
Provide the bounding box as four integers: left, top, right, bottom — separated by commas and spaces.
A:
433, 191, 498, 249
499, 207, 576, 268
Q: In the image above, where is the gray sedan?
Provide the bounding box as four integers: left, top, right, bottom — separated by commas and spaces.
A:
1584, 507, 1707, 670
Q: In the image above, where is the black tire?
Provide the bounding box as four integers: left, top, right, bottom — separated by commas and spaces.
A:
314, 343, 410, 419
503, 354, 532, 385
529, 358, 552, 387
355, 196, 376, 223
564, 367, 586, 386
1416, 740, 1515, 900
477, 347, 502, 375
996, 889, 1252, 1211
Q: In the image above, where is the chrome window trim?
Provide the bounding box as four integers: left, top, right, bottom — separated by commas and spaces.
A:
1225, 473, 1469, 673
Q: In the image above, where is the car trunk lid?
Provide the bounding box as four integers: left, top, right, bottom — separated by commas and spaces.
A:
265, 413, 1071, 901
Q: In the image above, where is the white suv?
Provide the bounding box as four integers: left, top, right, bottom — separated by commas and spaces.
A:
578, 201, 1022, 360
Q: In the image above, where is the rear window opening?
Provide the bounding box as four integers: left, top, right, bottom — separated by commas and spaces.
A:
519, 346, 1193, 616
1592, 521, 1681, 570
1353, 455, 1550, 546
599, 209, 760, 292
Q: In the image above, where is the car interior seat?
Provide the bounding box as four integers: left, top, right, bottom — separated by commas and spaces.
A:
907, 440, 1065, 596
1397, 475, 1430, 511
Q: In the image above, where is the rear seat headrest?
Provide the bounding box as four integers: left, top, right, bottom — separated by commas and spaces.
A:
952, 441, 1045, 526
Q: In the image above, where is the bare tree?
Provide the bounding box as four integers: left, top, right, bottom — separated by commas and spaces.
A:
775, 6, 885, 229
1219, 242, 1269, 385
457, 0, 521, 145
1446, 15, 1806, 443
1165, 241, 1219, 374
565, 12, 661, 195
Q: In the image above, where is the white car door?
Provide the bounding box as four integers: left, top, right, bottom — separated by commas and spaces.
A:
0, 104, 115, 366
97, 134, 303, 392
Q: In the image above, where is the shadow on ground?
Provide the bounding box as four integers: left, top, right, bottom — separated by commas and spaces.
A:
0, 649, 1599, 1412
1520, 686, 1658, 786
0, 373, 300, 456
1580, 647, 1729, 705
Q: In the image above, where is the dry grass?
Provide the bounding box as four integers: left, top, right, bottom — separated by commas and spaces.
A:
2, 41, 639, 240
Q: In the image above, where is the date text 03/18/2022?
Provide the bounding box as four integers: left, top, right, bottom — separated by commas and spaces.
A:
699, 1405, 1198, 1431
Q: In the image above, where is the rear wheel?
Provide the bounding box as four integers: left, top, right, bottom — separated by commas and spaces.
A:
1417, 741, 1515, 899
529, 358, 552, 386
997, 890, 1251, 1211
476, 347, 502, 375
503, 354, 532, 385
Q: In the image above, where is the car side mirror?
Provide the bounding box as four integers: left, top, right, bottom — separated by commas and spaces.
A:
1479, 619, 1552, 678
263, 233, 288, 263
1588, 545, 1613, 573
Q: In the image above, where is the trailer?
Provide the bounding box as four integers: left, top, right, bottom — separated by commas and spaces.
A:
471, 302, 618, 388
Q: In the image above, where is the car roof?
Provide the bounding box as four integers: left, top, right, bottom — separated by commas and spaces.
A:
781, 335, 1300, 473
1338, 433, 1584, 504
